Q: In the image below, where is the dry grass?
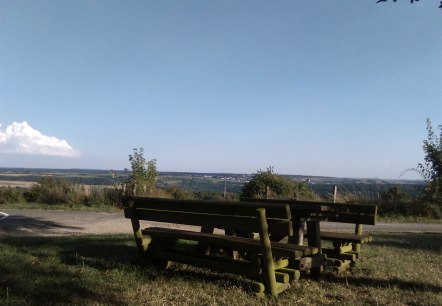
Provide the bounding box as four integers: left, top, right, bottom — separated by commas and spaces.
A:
0, 180, 35, 188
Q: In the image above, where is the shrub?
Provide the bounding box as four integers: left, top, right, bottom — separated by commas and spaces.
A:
124, 148, 159, 196
241, 167, 319, 200
412, 201, 442, 219
378, 186, 413, 215
83, 187, 123, 207
166, 186, 194, 199
24, 177, 86, 205
0, 186, 25, 204
406, 119, 442, 213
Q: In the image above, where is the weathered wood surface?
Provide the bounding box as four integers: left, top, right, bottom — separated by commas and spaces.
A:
239, 197, 377, 271
142, 227, 316, 258
123, 196, 321, 297
320, 231, 373, 244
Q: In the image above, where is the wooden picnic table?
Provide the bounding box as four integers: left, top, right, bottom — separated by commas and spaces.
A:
241, 198, 377, 272
123, 196, 323, 297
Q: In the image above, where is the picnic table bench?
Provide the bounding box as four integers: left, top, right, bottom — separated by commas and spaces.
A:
315, 202, 377, 271
240, 198, 377, 272
123, 196, 322, 297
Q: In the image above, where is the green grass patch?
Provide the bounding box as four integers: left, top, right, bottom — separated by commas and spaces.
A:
378, 214, 442, 223
0, 202, 121, 213
1, 233, 441, 305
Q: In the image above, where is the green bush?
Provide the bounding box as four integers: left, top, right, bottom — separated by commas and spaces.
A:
378, 186, 412, 215
166, 186, 239, 201
0, 186, 25, 204
406, 119, 442, 215
412, 201, 442, 219
83, 187, 123, 207
241, 167, 319, 200
166, 186, 195, 199
24, 177, 86, 205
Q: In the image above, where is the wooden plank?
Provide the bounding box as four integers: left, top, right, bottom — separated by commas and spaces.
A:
277, 268, 300, 282
320, 231, 372, 244
290, 211, 339, 222
353, 224, 363, 253
274, 272, 289, 284
126, 204, 150, 255
290, 221, 305, 245
306, 221, 322, 252
240, 197, 377, 217
143, 227, 313, 258
291, 254, 327, 271
126, 208, 293, 236
143, 228, 261, 253
273, 259, 290, 270
124, 197, 291, 219
325, 214, 376, 225
327, 258, 352, 272
306, 221, 323, 278
304, 202, 376, 215
275, 282, 291, 295
322, 249, 357, 261
257, 208, 278, 297
269, 242, 316, 258
331, 242, 354, 253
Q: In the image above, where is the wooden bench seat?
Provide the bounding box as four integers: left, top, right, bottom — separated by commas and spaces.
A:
143, 227, 318, 258
320, 231, 373, 244
123, 196, 321, 297
318, 203, 377, 271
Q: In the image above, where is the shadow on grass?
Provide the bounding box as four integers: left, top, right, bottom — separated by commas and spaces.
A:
0, 235, 138, 305
370, 232, 442, 253
323, 274, 442, 294
0, 235, 262, 304
3, 233, 440, 304
158, 263, 262, 294
0, 215, 82, 235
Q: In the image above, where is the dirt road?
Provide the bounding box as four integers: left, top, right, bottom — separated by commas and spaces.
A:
0, 209, 441, 236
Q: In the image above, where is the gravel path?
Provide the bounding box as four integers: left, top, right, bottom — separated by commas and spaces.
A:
0, 209, 441, 237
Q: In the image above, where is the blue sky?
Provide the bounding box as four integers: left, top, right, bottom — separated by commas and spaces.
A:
1, 1, 441, 179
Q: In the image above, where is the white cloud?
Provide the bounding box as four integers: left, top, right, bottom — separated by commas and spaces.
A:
0, 121, 80, 157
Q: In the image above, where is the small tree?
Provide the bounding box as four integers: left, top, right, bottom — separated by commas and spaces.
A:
241, 167, 318, 200
415, 119, 442, 203
380, 186, 411, 214
125, 148, 159, 196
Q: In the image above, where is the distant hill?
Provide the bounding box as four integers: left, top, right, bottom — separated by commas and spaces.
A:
0, 167, 424, 199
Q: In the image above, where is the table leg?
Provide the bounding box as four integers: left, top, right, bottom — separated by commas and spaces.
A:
306, 221, 322, 253
306, 221, 323, 278
289, 221, 305, 245
195, 226, 214, 255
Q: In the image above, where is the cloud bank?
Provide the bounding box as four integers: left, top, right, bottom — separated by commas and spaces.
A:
0, 121, 80, 157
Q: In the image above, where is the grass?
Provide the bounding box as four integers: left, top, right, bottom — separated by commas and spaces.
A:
378, 215, 442, 223
0, 233, 441, 305
0, 202, 121, 213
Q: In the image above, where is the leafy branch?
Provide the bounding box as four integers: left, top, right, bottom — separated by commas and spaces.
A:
376, 0, 442, 9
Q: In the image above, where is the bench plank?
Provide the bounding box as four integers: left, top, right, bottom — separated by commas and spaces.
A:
125, 208, 293, 236
143, 227, 317, 258
320, 231, 373, 244
124, 197, 292, 219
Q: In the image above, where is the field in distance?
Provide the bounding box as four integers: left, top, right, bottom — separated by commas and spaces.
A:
0, 167, 424, 199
